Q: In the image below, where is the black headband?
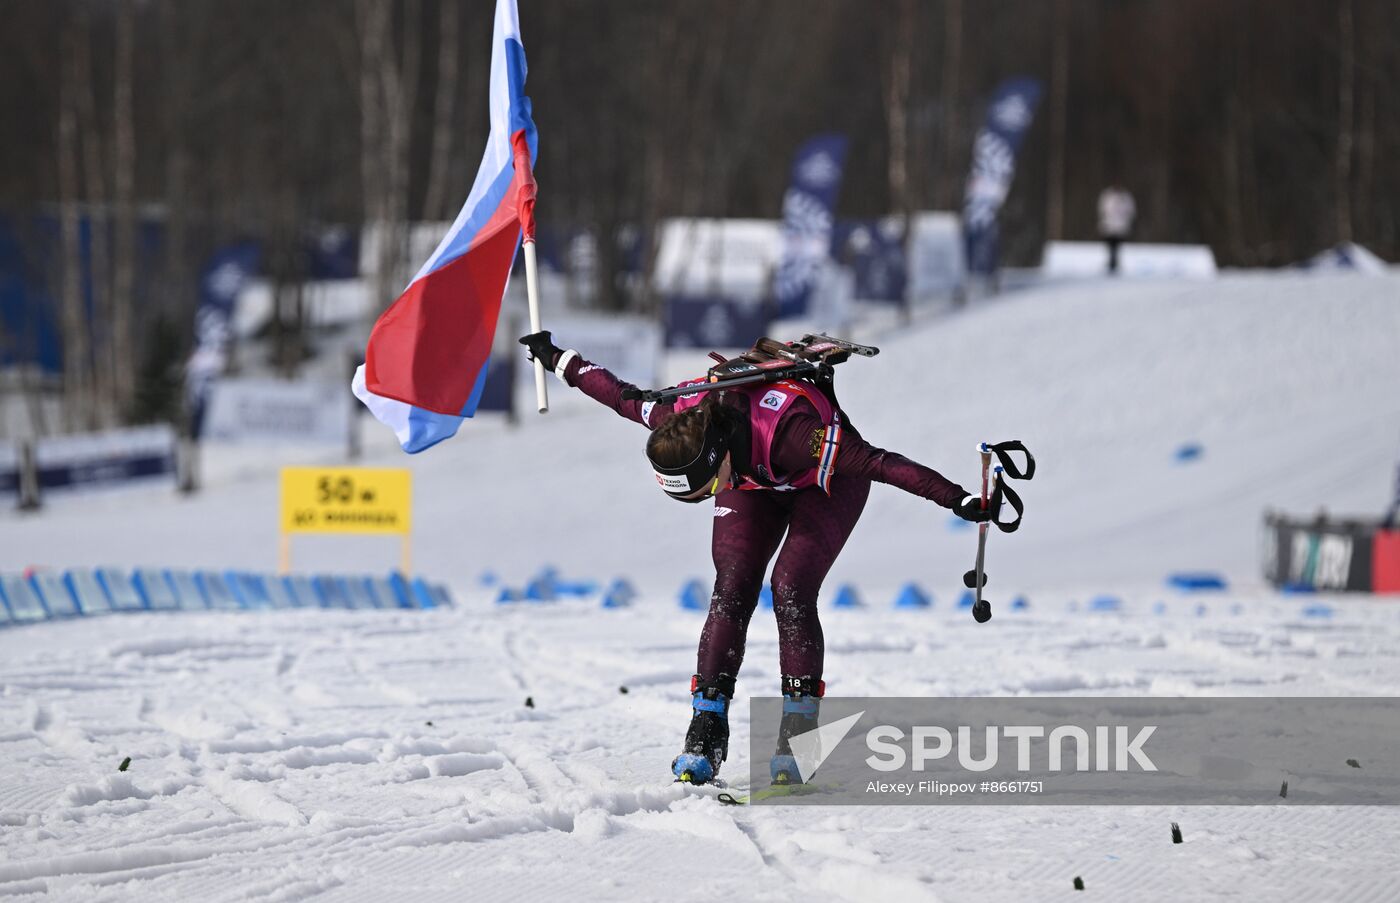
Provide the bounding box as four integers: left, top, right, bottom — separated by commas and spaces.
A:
649, 416, 728, 500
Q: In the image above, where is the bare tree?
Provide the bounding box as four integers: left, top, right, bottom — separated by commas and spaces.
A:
939, 0, 964, 210
57, 18, 91, 432
1335, 0, 1355, 244
1044, 0, 1070, 241
72, 9, 112, 426
111, 0, 137, 417
882, 0, 914, 220
421, 0, 460, 222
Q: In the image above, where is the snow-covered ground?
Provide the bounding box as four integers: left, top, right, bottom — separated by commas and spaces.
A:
3, 271, 1400, 901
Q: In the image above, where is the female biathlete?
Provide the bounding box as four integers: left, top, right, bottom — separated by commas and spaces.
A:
519, 331, 994, 786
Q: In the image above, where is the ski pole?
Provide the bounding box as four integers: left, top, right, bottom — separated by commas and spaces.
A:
967, 442, 994, 623
964, 439, 1035, 624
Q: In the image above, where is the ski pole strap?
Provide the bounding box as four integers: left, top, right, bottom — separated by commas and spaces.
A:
987, 440, 1035, 481
990, 479, 1025, 533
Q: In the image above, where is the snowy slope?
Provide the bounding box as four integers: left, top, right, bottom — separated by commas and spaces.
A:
3, 271, 1400, 902
4, 271, 1397, 595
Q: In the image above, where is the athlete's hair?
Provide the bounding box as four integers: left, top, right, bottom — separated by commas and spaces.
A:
645, 396, 735, 469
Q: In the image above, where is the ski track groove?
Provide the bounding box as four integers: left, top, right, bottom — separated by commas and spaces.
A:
4, 595, 1400, 899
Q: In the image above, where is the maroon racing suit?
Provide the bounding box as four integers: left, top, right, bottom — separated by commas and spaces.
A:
560, 355, 969, 685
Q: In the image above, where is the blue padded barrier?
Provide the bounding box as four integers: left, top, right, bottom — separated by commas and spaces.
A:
365, 576, 400, 609
225, 572, 274, 610
64, 570, 112, 615
678, 579, 708, 611
336, 576, 378, 610
97, 568, 145, 612
831, 585, 862, 609
387, 572, 415, 608
893, 583, 931, 609
413, 578, 442, 608
29, 572, 80, 617
165, 570, 209, 610
283, 574, 320, 608
601, 577, 636, 609
313, 575, 349, 609
255, 575, 295, 609
0, 574, 48, 622
196, 571, 242, 611
133, 569, 180, 611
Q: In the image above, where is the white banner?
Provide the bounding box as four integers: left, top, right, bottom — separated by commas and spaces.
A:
1042, 242, 1217, 279
33, 425, 176, 492
204, 379, 350, 445
653, 218, 783, 303
907, 211, 965, 304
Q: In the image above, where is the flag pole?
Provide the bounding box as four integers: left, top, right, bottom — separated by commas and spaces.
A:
512, 127, 547, 415
523, 238, 548, 413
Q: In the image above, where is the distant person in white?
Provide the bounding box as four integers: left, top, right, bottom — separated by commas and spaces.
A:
1098, 185, 1136, 275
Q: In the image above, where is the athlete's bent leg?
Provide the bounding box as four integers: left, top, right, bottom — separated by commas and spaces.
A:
768, 476, 871, 681
695, 488, 789, 679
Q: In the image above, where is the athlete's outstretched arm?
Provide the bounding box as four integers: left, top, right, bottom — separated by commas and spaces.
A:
771, 408, 969, 508
519, 331, 674, 430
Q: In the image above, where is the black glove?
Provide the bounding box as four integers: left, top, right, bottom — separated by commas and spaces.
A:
953, 493, 994, 523
518, 331, 563, 372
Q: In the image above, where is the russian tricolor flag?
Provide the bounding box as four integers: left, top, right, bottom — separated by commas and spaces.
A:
353, 0, 538, 453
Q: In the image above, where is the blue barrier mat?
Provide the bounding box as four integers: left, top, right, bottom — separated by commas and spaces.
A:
166, 570, 208, 610
64, 570, 112, 615
0, 574, 48, 622
98, 568, 146, 612
29, 572, 80, 617
197, 572, 241, 611
134, 569, 180, 611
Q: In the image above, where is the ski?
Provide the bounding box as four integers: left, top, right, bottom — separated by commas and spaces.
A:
709, 782, 843, 806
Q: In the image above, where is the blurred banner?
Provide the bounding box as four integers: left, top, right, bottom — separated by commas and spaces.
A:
664, 296, 770, 350
962, 78, 1043, 277
1263, 513, 1400, 593
203, 378, 351, 445
474, 356, 516, 414
1041, 241, 1217, 279
654, 218, 782, 302
906, 212, 965, 304
0, 442, 17, 497
774, 135, 849, 318
307, 227, 360, 280
832, 217, 908, 305
33, 426, 176, 493
186, 243, 260, 439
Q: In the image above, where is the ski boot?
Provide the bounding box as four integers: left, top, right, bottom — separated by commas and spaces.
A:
770, 675, 824, 785
672, 673, 734, 785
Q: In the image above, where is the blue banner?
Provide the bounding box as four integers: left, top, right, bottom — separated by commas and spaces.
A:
664, 296, 770, 349
186, 243, 259, 438
962, 78, 1043, 277
474, 355, 516, 414
831, 219, 907, 304
774, 134, 849, 318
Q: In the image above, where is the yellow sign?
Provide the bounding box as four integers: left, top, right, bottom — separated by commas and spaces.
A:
280, 467, 412, 535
